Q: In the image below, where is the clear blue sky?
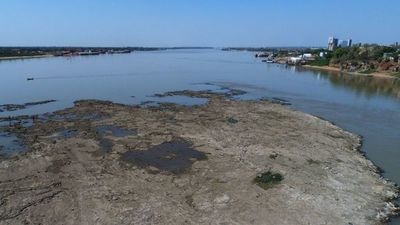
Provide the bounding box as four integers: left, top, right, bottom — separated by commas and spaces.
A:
0, 0, 398, 47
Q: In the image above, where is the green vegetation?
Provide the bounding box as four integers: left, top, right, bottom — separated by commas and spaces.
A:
0, 48, 46, 58
308, 58, 330, 66
254, 171, 283, 189
330, 45, 398, 64
304, 45, 399, 76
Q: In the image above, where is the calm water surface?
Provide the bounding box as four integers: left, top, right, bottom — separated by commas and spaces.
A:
1, 49, 400, 221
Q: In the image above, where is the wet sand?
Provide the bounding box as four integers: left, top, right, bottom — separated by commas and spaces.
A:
0, 90, 398, 225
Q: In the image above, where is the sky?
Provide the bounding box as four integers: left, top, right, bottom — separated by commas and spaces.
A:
0, 0, 399, 47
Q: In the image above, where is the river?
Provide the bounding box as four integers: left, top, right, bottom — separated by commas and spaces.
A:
1, 49, 399, 223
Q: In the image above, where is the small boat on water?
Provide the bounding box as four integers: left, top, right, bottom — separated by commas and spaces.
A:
27, 77, 34, 81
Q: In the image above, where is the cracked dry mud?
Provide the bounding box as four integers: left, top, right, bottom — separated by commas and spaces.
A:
0, 91, 398, 225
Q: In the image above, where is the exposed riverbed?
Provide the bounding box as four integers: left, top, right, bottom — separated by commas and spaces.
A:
0, 91, 398, 224
1, 49, 400, 223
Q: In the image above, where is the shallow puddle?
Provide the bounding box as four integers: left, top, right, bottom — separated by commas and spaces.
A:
0, 119, 34, 128
95, 125, 136, 137
0, 132, 26, 156
0, 119, 33, 156
121, 140, 206, 174
98, 138, 113, 153
50, 129, 79, 139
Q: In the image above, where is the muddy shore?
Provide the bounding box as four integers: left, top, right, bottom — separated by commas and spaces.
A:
302, 65, 398, 79
0, 90, 398, 225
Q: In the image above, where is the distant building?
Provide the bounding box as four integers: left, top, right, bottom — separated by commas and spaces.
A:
328, 37, 338, 51
288, 56, 303, 64
328, 37, 352, 50
338, 39, 352, 48
301, 53, 315, 61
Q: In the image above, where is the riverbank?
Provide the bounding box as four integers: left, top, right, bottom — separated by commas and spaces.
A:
302, 65, 398, 79
0, 89, 398, 225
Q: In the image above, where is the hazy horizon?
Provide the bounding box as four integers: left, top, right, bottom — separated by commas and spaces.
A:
0, 0, 399, 47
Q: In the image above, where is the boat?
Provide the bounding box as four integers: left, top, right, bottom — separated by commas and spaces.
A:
27, 77, 34, 81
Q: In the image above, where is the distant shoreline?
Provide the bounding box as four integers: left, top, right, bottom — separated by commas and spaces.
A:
0, 54, 54, 61
0, 47, 214, 61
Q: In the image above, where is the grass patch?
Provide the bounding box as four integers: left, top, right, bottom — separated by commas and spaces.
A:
254, 171, 283, 189
226, 117, 238, 124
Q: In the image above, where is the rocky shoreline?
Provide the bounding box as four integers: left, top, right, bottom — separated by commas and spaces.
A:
0, 90, 398, 224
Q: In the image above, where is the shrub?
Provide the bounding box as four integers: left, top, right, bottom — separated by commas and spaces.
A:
308, 58, 330, 66
254, 171, 283, 189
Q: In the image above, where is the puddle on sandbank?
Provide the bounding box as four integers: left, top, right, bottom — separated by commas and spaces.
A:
0, 119, 34, 157
95, 125, 137, 153
98, 138, 114, 153
95, 125, 137, 137
121, 139, 207, 174
0, 132, 27, 157
48, 124, 137, 153
49, 129, 79, 139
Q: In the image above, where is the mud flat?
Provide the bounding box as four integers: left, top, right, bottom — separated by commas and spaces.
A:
0, 90, 398, 225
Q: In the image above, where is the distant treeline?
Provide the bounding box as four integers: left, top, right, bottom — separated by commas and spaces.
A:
329, 45, 398, 63
306, 44, 400, 67
0, 46, 214, 58
0, 47, 165, 57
